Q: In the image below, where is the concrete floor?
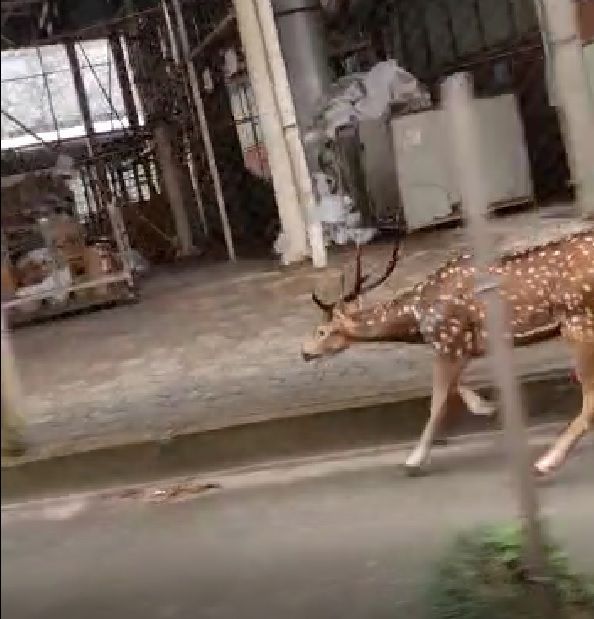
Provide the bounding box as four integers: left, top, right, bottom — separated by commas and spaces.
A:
9, 210, 592, 459
2, 426, 593, 619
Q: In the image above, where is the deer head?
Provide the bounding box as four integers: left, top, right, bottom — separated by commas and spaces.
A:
301, 241, 401, 361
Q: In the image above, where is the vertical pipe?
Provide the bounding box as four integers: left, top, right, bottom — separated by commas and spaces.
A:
254, 0, 326, 267
271, 0, 332, 131
233, 0, 309, 264
169, 0, 236, 261
442, 72, 549, 582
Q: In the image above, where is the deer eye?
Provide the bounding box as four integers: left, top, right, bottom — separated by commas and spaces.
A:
316, 327, 329, 338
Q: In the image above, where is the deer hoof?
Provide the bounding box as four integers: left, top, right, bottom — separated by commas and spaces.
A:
533, 463, 559, 484
474, 402, 497, 417
533, 451, 561, 478
402, 462, 430, 477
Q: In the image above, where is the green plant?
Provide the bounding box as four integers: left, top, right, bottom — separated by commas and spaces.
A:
425, 524, 594, 619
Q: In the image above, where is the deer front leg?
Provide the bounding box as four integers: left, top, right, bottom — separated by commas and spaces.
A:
534, 339, 594, 475
405, 355, 467, 473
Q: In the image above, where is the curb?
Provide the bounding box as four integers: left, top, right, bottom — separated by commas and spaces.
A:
1, 371, 580, 503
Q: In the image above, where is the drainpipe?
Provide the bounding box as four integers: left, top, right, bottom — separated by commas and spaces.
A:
254, 0, 327, 267
271, 0, 332, 132
233, 0, 309, 265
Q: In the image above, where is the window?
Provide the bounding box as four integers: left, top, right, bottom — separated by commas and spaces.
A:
75, 39, 128, 134
226, 76, 270, 180
1, 45, 85, 148
1, 39, 138, 150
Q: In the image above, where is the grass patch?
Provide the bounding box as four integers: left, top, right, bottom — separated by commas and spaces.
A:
425, 524, 594, 619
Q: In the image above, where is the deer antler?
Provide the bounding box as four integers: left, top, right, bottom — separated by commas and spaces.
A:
311, 292, 335, 315
342, 239, 401, 303
311, 237, 401, 314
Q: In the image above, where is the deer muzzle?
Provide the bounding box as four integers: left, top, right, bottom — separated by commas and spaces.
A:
301, 350, 318, 362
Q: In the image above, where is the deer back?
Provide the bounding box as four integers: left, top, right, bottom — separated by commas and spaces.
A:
410, 229, 594, 358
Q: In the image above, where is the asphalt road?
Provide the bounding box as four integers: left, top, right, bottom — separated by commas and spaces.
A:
2, 427, 593, 619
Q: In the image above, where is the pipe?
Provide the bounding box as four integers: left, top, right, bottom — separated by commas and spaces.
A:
272, 0, 332, 131
233, 0, 309, 264
442, 72, 550, 587
254, 0, 326, 267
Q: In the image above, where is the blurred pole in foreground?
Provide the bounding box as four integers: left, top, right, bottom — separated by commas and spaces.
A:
1, 310, 27, 457
442, 74, 549, 580
534, 0, 594, 218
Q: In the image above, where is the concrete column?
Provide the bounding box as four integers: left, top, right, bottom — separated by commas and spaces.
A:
1, 311, 27, 456
153, 122, 195, 256
535, 0, 594, 217
233, 0, 309, 264
271, 0, 332, 131
255, 0, 327, 267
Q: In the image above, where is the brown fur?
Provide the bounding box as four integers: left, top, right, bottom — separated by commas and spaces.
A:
302, 229, 594, 475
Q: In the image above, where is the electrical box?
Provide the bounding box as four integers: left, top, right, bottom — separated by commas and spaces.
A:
391, 93, 533, 231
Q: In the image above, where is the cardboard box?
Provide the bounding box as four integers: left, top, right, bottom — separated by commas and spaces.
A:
77, 244, 123, 299
42, 214, 86, 275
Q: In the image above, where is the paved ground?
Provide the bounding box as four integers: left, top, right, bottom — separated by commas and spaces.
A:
8, 210, 591, 459
2, 425, 593, 619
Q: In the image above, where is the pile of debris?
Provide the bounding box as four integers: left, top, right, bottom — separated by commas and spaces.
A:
2, 213, 125, 312
1, 166, 134, 322
304, 60, 431, 246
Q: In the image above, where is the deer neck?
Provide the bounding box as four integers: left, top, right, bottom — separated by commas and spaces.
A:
343, 292, 422, 343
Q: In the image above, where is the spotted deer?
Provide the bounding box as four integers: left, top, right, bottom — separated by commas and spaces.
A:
301, 229, 594, 476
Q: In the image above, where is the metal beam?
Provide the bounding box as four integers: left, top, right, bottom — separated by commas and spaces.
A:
189, 11, 236, 59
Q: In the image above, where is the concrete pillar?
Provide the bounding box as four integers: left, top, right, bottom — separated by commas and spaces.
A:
153, 122, 195, 255
535, 0, 594, 217
255, 0, 327, 267
271, 0, 332, 131
233, 0, 309, 264
1, 311, 27, 456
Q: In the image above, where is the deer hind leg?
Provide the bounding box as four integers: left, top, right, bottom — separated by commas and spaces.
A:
534, 336, 594, 476
428, 385, 494, 448
405, 354, 467, 473
457, 385, 496, 417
